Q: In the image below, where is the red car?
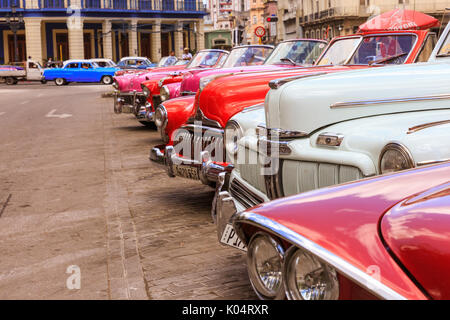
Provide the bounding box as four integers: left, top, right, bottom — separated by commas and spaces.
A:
150, 29, 436, 186
230, 162, 450, 300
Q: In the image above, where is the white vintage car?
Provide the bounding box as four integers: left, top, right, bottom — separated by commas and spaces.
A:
210, 22, 450, 249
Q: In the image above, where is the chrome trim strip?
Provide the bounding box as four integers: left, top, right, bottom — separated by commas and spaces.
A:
417, 159, 450, 166
330, 94, 450, 109
407, 119, 450, 134
268, 72, 327, 90
233, 211, 408, 300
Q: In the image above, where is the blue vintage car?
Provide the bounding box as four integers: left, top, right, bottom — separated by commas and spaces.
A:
43, 60, 119, 86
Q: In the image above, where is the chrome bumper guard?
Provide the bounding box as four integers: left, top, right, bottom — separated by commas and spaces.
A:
212, 172, 238, 241
113, 90, 146, 115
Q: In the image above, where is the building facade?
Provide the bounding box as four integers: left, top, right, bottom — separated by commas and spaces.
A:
247, 0, 264, 43
204, 0, 249, 46
279, 0, 450, 42
0, 0, 207, 64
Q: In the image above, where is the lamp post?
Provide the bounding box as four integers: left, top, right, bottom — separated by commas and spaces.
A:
5, 4, 24, 63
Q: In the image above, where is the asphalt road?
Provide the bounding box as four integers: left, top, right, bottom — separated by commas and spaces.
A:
0, 82, 256, 300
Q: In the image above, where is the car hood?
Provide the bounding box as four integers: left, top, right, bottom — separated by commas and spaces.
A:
180, 64, 287, 93
381, 179, 450, 300
237, 162, 450, 299
198, 65, 363, 128
267, 62, 450, 134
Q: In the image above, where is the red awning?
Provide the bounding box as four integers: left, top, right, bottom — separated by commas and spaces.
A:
359, 9, 440, 32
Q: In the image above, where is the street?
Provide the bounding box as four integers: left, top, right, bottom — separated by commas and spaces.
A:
0, 83, 256, 300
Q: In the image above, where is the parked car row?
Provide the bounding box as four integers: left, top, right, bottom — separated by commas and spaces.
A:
111, 11, 450, 300
0, 55, 187, 86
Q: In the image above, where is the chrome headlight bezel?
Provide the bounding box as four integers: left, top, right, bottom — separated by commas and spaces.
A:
112, 80, 119, 89
160, 85, 170, 102
142, 85, 150, 98
154, 105, 167, 129
224, 120, 243, 159
379, 143, 414, 175
283, 246, 339, 300
247, 232, 285, 300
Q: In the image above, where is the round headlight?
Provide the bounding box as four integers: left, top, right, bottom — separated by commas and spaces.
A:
247, 232, 285, 300
142, 86, 150, 98
154, 106, 167, 129
284, 247, 339, 300
160, 85, 170, 102
225, 120, 243, 157
199, 77, 213, 92
379, 143, 414, 174
112, 80, 119, 89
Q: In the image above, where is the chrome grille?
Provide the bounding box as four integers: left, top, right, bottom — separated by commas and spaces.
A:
229, 178, 264, 209
174, 127, 223, 159
238, 147, 267, 194
282, 160, 363, 196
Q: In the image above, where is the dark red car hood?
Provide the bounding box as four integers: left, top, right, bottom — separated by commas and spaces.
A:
381, 180, 450, 300
243, 163, 450, 299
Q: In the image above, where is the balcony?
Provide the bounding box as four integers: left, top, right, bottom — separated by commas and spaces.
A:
81, 0, 206, 11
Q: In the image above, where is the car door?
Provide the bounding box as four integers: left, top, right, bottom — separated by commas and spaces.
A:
78, 62, 98, 82
26, 61, 43, 80
63, 62, 79, 81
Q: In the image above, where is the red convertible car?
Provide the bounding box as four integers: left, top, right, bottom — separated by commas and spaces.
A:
150, 29, 437, 185
231, 162, 450, 300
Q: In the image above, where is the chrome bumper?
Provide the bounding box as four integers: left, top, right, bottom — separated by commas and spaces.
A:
149, 145, 233, 185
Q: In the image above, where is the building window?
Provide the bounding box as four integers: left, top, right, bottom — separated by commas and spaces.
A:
399, 0, 409, 4
360, 0, 370, 5
253, 15, 257, 24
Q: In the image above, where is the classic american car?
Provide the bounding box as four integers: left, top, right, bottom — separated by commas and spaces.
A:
43, 59, 119, 85
212, 55, 450, 249
158, 40, 326, 102
90, 58, 117, 68
150, 28, 438, 185
138, 48, 241, 114
230, 162, 450, 300
112, 49, 229, 125
117, 56, 155, 69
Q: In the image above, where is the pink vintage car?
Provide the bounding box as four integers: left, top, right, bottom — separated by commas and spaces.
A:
112, 49, 229, 125
231, 162, 450, 300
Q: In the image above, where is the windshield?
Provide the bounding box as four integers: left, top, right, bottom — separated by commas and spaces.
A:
348, 34, 416, 65
437, 31, 450, 56
265, 41, 326, 65
188, 51, 224, 68
317, 37, 361, 65
221, 47, 273, 68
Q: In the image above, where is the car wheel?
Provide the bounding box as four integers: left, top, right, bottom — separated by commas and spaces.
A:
5, 77, 16, 85
55, 78, 65, 86
102, 76, 113, 85
41, 80, 47, 84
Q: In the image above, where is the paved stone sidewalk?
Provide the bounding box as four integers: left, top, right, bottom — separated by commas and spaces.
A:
100, 95, 256, 300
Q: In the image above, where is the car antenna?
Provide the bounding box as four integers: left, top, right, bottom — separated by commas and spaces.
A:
438, 8, 450, 39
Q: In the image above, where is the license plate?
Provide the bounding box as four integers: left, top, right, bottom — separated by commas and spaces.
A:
220, 224, 247, 251
173, 165, 200, 180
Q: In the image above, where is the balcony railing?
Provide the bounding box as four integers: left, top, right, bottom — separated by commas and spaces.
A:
81, 0, 205, 11
0, 0, 21, 9
41, 0, 68, 8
